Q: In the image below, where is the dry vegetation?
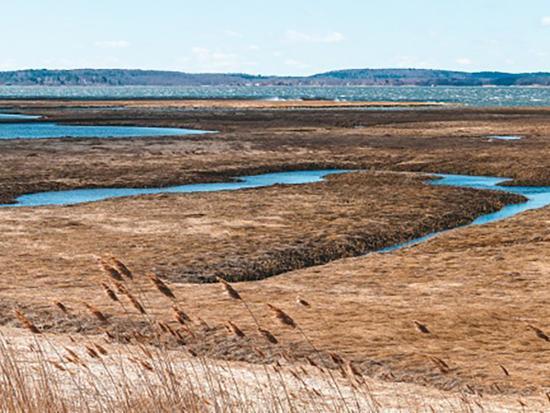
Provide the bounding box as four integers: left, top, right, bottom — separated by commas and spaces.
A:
2, 257, 547, 412
0, 172, 522, 285
1, 103, 550, 204
0, 101, 549, 411
0, 173, 548, 407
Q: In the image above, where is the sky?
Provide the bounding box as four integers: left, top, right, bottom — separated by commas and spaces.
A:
1, 0, 549, 75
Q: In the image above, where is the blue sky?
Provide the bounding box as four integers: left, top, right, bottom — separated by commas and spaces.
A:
1, 0, 549, 75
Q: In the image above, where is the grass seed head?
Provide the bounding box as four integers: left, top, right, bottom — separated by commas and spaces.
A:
267, 304, 297, 329
14, 309, 41, 334
258, 328, 278, 344
109, 256, 134, 279
528, 325, 549, 342
101, 283, 119, 302
226, 321, 246, 338
148, 272, 176, 299
84, 303, 108, 323
53, 301, 69, 314
414, 320, 431, 334
127, 293, 147, 315
98, 259, 123, 281
216, 277, 242, 300
173, 306, 192, 325
296, 297, 311, 308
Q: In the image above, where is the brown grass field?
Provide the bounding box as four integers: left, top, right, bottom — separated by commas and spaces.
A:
0, 100, 549, 411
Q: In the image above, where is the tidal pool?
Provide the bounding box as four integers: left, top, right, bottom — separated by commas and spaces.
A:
6, 170, 349, 207
0, 113, 41, 120
488, 135, 523, 141
0, 122, 211, 140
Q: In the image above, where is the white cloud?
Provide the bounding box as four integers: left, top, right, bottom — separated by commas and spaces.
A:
456, 57, 473, 66
284, 58, 310, 69
94, 40, 130, 49
187, 47, 256, 72
285, 30, 345, 44
542, 16, 550, 26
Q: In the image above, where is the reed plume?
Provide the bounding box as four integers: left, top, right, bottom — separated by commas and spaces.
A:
414, 320, 431, 334
217, 277, 242, 300
258, 328, 278, 344
296, 297, 311, 308
84, 303, 108, 323
85, 345, 101, 359
148, 273, 176, 299
53, 301, 69, 315
226, 321, 246, 338
101, 283, 119, 302
528, 325, 549, 342
14, 309, 41, 334
267, 304, 296, 329
109, 256, 134, 279
173, 306, 191, 325
98, 259, 123, 281
127, 293, 146, 314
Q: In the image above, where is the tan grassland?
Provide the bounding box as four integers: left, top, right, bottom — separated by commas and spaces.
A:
0, 100, 548, 411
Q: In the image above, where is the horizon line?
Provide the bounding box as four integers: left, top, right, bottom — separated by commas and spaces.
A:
2, 67, 550, 77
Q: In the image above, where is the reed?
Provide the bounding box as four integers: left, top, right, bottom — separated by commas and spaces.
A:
0, 256, 538, 412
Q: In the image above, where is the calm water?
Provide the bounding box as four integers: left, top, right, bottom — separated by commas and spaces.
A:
0, 121, 210, 140
1, 86, 550, 107
0, 113, 41, 120
489, 135, 523, 141
3, 170, 550, 254
7, 170, 349, 207
4, 170, 550, 224
382, 173, 550, 251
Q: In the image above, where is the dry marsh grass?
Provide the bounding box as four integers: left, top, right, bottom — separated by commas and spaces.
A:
0, 172, 521, 286
0, 102, 549, 410
1, 104, 550, 206
2, 267, 547, 413
0, 172, 546, 399
4, 209, 548, 395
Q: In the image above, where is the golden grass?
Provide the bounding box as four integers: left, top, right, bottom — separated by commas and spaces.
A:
3, 269, 547, 412
0, 172, 546, 397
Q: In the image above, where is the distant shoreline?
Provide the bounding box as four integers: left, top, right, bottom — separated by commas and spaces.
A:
1, 68, 550, 87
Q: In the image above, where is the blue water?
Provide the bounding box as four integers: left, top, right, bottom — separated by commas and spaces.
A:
489, 135, 523, 141
1, 86, 550, 107
382, 174, 550, 252
0, 113, 41, 120
431, 174, 550, 225
3, 170, 550, 255
0, 122, 210, 140
7, 170, 349, 207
